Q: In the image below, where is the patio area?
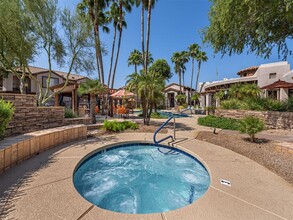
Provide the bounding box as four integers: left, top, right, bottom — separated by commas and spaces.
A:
0, 117, 292, 220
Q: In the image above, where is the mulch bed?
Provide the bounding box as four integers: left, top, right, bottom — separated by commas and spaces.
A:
196, 131, 293, 185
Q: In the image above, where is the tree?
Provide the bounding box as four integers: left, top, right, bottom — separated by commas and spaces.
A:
188, 43, 200, 90
204, 0, 293, 60
239, 116, 265, 142
77, 0, 109, 84
229, 83, 260, 100
106, 2, 120, 87
78, 79, 106, 124
111, 0, 133, 89
24, 1, 95, 105
128, 49, 142, 74
126, 70, 165, 125
171, 51, 189, 92
149, 59, 172, 80
0, 0, 37, 94
195, 50, 208, 91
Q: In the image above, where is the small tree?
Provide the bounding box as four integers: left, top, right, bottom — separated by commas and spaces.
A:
0, 99, 15, 140
239, 116, 265, 142
176, 94, 187, 106
77, 80, 106, 124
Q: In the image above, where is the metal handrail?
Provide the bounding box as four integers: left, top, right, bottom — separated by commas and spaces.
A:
153, 115, 175, 144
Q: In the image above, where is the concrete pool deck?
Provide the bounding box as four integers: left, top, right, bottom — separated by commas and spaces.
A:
0, 117, 292, 220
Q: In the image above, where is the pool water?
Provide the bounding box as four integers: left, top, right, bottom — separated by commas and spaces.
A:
73, 143, 210, 214
159, 111, 190, 118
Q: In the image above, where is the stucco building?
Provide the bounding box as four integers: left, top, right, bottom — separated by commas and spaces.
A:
0, 66, 89, 108
199, 61, 293, 108
163, 83, 195, 109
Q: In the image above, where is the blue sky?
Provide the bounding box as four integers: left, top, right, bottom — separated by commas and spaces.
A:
34, 0, 293, 89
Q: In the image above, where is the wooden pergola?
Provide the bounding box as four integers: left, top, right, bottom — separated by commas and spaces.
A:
50, 82, 79, 113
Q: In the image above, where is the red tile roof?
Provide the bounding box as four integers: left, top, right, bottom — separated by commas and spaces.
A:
261, 80, 293, 89
237, 66, 259, 75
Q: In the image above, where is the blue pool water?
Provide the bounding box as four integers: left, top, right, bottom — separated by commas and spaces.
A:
159, 111, 190, 118
73, 143, 210, 214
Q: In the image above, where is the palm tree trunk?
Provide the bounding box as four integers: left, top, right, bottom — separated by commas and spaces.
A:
190, 58, 194, 90
179, 71, 182, 94
135, 64, 137, 74
90, 94, 97, 124
141, 1, 145, 73
107, 25, 117, 87
195, 61, 201, 91
112, 29, 122, 89
145, 0, 152, 74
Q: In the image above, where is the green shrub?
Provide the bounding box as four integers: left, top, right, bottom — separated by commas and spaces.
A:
239, 116, 265, 142
0, 99, 15, 139
220, 99, 241, 109
103, 120, 138, 132
198, 115, 240, 130
65, 108, 77, 118
175, 94, 187, 105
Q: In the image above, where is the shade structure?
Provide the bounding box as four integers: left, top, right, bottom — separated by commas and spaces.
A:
261, 80, 293, 89
110, 89, 134, 98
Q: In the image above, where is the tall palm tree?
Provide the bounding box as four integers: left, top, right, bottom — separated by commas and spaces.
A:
106, 2, 120, 87
77, 79, 106, 124
195, 50, 208, 91
188, 43, 200, 90
128, 49, 142, 73
127, 70, 164, 125
111, 0, 133, 89
179, 51, 190, 87
77, 0, 109, 84
171, 52, 182, 92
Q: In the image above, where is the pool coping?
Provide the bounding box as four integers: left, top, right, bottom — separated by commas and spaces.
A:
71, 141, 212, 216
1, 131, 292, 220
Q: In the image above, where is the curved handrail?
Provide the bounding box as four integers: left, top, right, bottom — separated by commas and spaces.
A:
153, 116, 174, 144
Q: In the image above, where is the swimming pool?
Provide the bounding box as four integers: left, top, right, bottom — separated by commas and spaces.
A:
73, 143, 210, 214
159, 111, 190, 118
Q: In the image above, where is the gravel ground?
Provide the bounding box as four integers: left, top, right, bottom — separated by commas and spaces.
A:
196, 131, 293, 185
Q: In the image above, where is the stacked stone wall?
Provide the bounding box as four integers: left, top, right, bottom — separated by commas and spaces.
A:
215, 109, 293, 129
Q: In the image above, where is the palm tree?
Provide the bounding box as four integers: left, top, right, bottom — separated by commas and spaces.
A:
128, 49, 142, 73
171, 52, 182, 92
145, 0, 156, 74
106, 2, 120, 87
111, 0, 133, 89
195, 50, 208, 91
77, 79, 106, 124
126, 70, 164, 125
77, 0, 110, 84
188, 43, 200, 90
179, 51, 190, 87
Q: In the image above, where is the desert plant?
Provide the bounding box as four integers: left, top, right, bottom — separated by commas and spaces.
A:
220, 99, 241, 109
0, 99, 15, 139
64, 108, 77, 118
103, 120, 138, 132
238, 116, 265, 142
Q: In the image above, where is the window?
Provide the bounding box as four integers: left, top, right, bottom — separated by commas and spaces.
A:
269, 73, 276, 79
0, 77, 3, 91
267, 90, 278, 100
289, 89, 293, 98
13, 76, 20, 92
42, 76, 59, 88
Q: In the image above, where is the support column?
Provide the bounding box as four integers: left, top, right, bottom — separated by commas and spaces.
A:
205, 93, 211, 107
54, 93, 59, 106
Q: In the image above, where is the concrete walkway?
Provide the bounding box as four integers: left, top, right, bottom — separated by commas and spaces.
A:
0, 117, 292, 220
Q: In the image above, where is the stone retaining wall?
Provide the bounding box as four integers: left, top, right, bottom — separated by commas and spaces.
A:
1, 93, 65, 136
0, 125, 87, 173
215, 109, 293, 129
1, 93, 91, 137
